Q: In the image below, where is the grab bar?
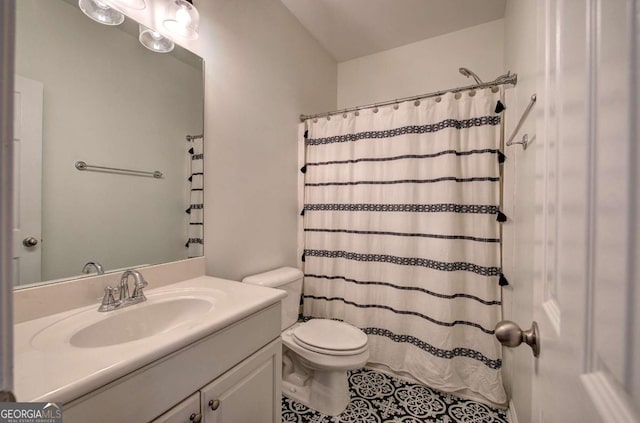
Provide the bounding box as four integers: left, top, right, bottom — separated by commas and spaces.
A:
75, 161, 163, 178
506, 94, 536, 149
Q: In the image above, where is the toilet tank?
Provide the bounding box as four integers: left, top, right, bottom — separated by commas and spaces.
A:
242, 267, 303, 331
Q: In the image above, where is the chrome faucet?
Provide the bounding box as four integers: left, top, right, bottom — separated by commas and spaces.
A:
119, 269, 148, 303
82, 261, 105, 275
98, 269, 149, 312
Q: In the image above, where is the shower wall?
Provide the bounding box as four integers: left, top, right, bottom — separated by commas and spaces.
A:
337, 19, 505, 109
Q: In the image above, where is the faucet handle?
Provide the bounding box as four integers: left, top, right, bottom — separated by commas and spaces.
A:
98, 285, 120, 312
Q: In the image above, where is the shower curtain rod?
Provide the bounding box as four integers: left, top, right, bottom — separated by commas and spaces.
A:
299, 73, 518, 122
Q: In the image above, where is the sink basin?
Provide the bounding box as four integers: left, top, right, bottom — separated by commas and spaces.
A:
70, 298, 212, 348
30, 288, 220, 351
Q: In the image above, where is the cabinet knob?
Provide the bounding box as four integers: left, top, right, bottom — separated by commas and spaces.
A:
209, 399, 220, 411
189, 412, 202, 423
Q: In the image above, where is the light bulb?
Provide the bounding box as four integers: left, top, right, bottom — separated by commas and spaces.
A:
163, 0, 199, 40
139, 24, 175, 53
94, 0, 110, 8
175, 5, 192, 26
78, 0, 124, 26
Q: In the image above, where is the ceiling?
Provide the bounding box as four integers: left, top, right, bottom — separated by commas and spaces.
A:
280, 0, 506, 62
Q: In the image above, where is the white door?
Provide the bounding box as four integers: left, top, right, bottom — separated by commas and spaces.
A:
531, 1, 639, 422
12, 75, 43, 286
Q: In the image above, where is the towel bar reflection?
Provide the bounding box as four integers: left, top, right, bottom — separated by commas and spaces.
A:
75, 161, 163, 178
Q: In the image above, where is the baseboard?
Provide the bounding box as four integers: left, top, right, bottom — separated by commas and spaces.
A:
508, 400, 519, 423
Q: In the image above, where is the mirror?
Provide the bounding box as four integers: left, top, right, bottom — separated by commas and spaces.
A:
13, 0, 204, 288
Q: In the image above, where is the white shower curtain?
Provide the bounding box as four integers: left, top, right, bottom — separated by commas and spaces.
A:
299, 89, 507, 406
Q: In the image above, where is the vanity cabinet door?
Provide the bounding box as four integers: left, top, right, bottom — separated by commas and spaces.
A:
152, 393, 201, 423
201, 340, 281, 423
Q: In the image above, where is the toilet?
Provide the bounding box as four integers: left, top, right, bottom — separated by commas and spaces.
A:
242, 267, 369, 416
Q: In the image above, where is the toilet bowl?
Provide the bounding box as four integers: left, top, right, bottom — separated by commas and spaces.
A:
242, 267, 370, 416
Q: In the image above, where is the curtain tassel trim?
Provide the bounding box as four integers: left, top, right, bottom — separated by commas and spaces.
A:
300, 165, 307, 173
495, 100, 506, 113
498, 151, 506, 164
499, 273, 510, 286
300, 208, 305, 216
496, 210, 508, 222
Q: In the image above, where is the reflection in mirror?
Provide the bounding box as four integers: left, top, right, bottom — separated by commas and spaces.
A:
13, 0, 204, 288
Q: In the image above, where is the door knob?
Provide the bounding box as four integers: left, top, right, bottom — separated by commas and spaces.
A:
495, 320, 540, 357
23, 237, 39, 247
209, 399, 220, 410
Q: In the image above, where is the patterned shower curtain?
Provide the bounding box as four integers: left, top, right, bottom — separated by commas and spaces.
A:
299, 89, 507, 405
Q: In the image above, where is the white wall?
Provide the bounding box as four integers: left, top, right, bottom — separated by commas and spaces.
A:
337, 19, 505, 109
118, 0, 337, 282
16, 0, 202, 282
501, 1, 537, 422
197, 0, 336, 281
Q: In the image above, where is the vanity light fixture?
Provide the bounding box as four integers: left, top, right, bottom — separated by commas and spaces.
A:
163, 0, 200, 40
110, 0, 146, 10
139, 25, 175, 53
78, 0, 125, 26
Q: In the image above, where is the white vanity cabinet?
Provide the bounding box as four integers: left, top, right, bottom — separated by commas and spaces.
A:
153, 393, 201, 423
153, 340, 282, 423
61, 303, 282, 423
200, 339, 281, 423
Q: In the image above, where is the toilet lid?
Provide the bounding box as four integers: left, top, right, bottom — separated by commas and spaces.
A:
292, 319, 368, 353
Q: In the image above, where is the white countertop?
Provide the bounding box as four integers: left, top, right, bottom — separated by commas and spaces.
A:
14, 276, 286, 403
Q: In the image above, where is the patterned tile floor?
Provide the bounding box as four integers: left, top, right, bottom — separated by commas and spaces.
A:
281, 368, 509, 423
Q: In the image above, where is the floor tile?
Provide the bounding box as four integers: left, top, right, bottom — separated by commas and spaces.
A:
281, 368, 509, 423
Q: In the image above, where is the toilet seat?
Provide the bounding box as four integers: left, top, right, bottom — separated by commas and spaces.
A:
292, 319, 368, 356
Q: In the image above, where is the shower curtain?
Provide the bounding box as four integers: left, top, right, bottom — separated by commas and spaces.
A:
299, 89, 506, 405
